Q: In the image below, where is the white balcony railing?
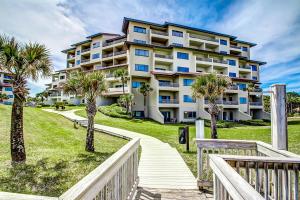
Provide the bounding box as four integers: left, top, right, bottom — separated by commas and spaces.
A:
196, 57, 213, 62
102, 38, 126, 47
230, 45, 241, 50
155, 54, 173, 59
159, 99, 179, 104
189, 34, 219, 43
81, 48, 91, 53
250, 101, 263, 106
159, 82, 179, 87
151, 29, 168, 36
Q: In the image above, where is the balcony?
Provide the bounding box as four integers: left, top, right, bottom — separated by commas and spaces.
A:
230, 45, 241, 50
189, 34, 219, 43
159, 82, 179, 87
67, 55, 75, 60
213, 59, 227, 65
250, 101, 263, 106
228, 85, 238, 90
196, 57, 213, 62
155, 54, 173, 59
105, 87, 129, 96
239, 65, 251, 70
81, 48, 91, 53
114, 50, 126, 56
102, 53, 114, 58
102, 38, 126, 47
204, 99, 238, 105
151, 29, 168, 36
159, 99, 179, 104
81, 58, 90, 63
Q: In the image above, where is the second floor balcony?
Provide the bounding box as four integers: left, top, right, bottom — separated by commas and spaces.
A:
155, 54, 173, 59
151, 29, 168, 36
159, 99, 179, 104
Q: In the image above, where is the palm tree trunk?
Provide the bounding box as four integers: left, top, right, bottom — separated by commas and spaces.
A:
85, 101, 96, 152
11, 96, 26, 163
210, 113, 218, 139
122, 78, 125, 94
247, 92, 250, 115
144, 95, 147, 118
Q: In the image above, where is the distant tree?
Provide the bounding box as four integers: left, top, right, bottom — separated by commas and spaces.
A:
0, 35, 52, 163
263, 95, 270, 113
0, 93, 9, 102
246, 82, 255, 115
64, 71, 106, 152
36, 91, 49, 103
139, 83, 153, 118
113, 68, 128, 94
287, 92, 300, 114
118, 93, 134, 115
192, 73, 230, 139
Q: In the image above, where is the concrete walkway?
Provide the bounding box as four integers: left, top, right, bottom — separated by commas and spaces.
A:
44, 109, 197, 190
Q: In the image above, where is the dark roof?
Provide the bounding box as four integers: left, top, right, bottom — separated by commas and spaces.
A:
125, 41, 266, 65
70, 39, 92, 47
122, 17, 237, 39
86, 32, 120, 39
105, 35, 126, 42
61, 47, 76, 53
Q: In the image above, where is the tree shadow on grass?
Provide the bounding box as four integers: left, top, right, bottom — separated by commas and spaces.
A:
288, 120, 300, 125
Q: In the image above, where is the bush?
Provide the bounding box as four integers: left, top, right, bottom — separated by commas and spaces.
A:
68, 104, 77, 107
54, 102, 66, 110
98, 104, 131, 119
239, 119, 270, 126
36, 105, 42, 108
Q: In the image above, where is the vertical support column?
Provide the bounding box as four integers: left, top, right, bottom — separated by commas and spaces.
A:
196, 119, 205, 139
271, 84, 288, 150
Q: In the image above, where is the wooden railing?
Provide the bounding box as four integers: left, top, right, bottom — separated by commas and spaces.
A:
0, 138, 140, 200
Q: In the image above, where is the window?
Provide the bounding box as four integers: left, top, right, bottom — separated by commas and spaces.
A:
183, 95, 195, 103
135, 49, 149, 57
184, 111, 196, 119
220, 51, 227, 54
132, 82, 142, 88
172, 43, 183, 47
228, 59, 236, 66
240, 97, 247, 104
8, 95, 14, 98
76, 60, 80, 65
60, 76, 65, 80
134, 26, 146, 34
134, 39, 146, 44
172, 30, 183, 37
92, 42, 100, 48
229, 72, 236, 77
238, 83, 247, 91
159, 80, 171, 86
177, 52, 189, 60
183, 79, 194, 86
4, 75, 12, 79
135, 64, 149, 72
252, 76, 258, 80
92, 53, 100, 59
251, 65, 258, 71
242, 46, 248, 52
5, 87, 12, 91
220, 39, 227, 45
177, 66, 189, 72
159, 96, 171, 103
133, 111, 145, 118
76, 50, 80, 55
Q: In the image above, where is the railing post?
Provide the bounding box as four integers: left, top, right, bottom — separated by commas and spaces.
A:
196, 120, 204, 187
196, 119, 205, 139
271, 84, 288, 150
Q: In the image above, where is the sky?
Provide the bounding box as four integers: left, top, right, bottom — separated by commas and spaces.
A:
0, 0, 299, 95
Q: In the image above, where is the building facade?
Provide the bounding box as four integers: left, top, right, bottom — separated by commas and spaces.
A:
0, 70, 14, 105
58, 17, 267, 123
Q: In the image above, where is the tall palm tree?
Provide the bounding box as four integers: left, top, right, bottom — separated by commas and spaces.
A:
246, 82, 255, 115
113, 68, 128, 94
64, 71, 106, 152
139, 83, 153, 118
118, 93, 134, 115
192, 73, 230, 139
0, 35, 52, 163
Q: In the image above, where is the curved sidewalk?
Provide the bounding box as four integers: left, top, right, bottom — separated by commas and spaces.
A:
44, 109, 197, 190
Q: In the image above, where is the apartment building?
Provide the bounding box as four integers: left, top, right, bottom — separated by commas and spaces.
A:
60, 17, 267, 123
0, 70, 14, 105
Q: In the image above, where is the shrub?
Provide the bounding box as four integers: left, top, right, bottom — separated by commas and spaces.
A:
98, 104, 131, 119
54, 102, 66, 110
239, 119, 270, 126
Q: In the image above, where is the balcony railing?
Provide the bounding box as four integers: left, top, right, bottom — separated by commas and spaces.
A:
213, 59, 228, 64
102, 53, 114, 58
155, 54, 173, 59
159, 82, 179, 87
81, 58, 90, 63
251, 88, 263, 92
102, 38, 127, 47
239, 65, 251, 69
81, 48, 91, 53
152, 42, 167, 47
230, 45, 241, 50
151, 29, 168, 36
159, 99, 179, 104
250, 101, 263, 106
114, 50, 126, 56
228, 85, 239, 90
196, 57, 212, 62
189, 34, 219, 43
204, 99, 238, 105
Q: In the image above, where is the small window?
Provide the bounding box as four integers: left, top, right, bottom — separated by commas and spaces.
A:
177, 52, 189, 60
240, 97, 247, 104
220, 51, 227, 54
172, 43, 183, 47
4, 87, 12, 91
133, 111, 145, 118
92, 53, 100, 59
220, 39, 227, 45
76, 50, 80, 55
135, 64, 149, 72
242, 46, 248, 52
135, 49, 149, 57
132, 82, 142, 88
238, 83, 247, 91
251, 65, 258, 71
60, 76, 65, 80
134, 39, 146, 44
252, 76, 258, 80
76, 60, 80, 65
184, 111, 196, 119
134, 26, 146, 34
228, 59, 236, 66
229, 72, 236, 77
172, 30, 183, 37
183, 95, 195, 103
177, 66, 189, 72
183, 79, 194, 86
92, 42, 100, 48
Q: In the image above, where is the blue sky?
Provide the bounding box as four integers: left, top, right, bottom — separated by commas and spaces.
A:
0, 0, 299, 95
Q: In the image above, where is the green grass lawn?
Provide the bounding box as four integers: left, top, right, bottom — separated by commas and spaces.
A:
0, 105, 127, 197
75, 109, 300, 176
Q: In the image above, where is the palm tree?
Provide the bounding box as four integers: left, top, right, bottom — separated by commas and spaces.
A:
0, 35, 52, 163
118, 93, 134, 115
113, 68, 128, 94
246, 82, 255, 115
64, 71, 106, 152
192, 73, 230, 139
139, 83, 153, 118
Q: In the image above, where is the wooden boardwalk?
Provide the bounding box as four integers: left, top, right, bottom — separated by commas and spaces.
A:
45, 109, 197, 189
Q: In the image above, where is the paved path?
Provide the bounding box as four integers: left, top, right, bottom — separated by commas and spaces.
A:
43, 109, 198, 190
